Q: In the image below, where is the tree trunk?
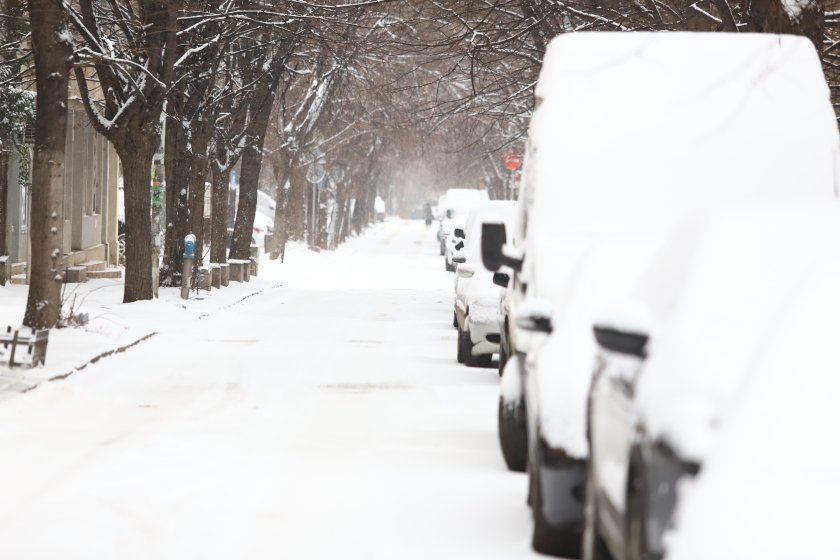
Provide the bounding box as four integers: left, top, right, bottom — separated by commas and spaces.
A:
210, 166, 229, 263
188, 149, 209, 266
0, 152, 8, 255
23, 0, 71, 329
286, 161, 307, 240
269, 154, 290, 261
118, 144, 156, 303
747, 0, 824, 50
162, 118, 190, 286
230, 107, 274, 260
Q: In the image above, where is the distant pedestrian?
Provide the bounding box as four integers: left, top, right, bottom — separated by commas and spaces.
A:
423, 203, 433, 226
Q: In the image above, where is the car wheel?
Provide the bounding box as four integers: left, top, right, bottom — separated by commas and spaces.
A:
583, 462, 614, 560
531, 441, 583, 559
626, 459, 654, 560
453, 311, 458, 329
471, 353, 492, 368
462, 328, 490, 368
457, 327, 468, 364
445, 259, 454, 272
498, 394, 527, 472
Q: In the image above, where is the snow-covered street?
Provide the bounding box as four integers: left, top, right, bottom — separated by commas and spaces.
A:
0, 220, 541, 560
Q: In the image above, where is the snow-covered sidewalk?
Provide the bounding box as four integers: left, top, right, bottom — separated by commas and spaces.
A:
0, 265, 279, 398
0, 220, 541, 560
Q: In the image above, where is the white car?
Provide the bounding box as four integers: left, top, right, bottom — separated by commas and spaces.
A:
252, 210, 274, 251
586, 204, 840, 560
437, 188, 489, 256
453, 200, 515, 368
664, 248, 840, 560
443, 216, 467, 272
481, 32, 840, 558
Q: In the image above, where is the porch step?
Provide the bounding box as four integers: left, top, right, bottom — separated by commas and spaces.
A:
79, 260, 106, 272
10, 274, 27, 285
64, 266, 87, 284
87, 267, 122, 280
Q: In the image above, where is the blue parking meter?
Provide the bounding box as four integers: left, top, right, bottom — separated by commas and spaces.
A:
183, 234, 196, 260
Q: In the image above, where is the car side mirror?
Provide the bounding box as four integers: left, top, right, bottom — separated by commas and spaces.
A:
454, 227, 465, 239
482, 223, 523, 272
515, 300, 553, 334
457, 263, 476, 278
493, 272, 510, 288
592, 325, 649, 358
452, 251, 467, 264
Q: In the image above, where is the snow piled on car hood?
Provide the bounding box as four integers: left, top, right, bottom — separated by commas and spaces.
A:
632, 203, 840, 462
527, 235, 662, 457
666, 256, 840, 560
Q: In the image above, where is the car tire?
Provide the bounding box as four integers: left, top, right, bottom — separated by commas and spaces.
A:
583, 462, 615, 560
531, 441, 583, 559
462, 327, 491, 368
471, 353, 492, 368
445, 259, 454, 272
626, 457, 654, 560
453, 311, 458, 329
457, 327, 468, 364
498, 395, 527, 472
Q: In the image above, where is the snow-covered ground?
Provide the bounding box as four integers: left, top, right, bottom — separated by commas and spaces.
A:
0, 220, 542, 559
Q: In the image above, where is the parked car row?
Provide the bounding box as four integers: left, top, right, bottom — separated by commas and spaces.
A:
472, 32, 840, 560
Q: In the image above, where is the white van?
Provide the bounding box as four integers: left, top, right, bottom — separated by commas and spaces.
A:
482, 32, 840, 557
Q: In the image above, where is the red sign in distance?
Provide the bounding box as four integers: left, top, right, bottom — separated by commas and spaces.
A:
504, 152, 522, 171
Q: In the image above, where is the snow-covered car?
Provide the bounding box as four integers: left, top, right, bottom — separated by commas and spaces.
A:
586, 204, 840, 560
663, 248, 840, 560
481, 32, 840, 558
453, 200, 515, 368
252, 210, 274, 251
437, 188, 489, 256
443, 216, 467, 272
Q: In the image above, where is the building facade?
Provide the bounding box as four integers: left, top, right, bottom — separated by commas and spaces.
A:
1, 101, 120, 283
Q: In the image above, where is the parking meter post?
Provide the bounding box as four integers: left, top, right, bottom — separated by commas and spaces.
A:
181, 234, 196, 300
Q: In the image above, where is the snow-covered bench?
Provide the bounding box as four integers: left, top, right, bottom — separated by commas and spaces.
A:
0, 325, 50, 368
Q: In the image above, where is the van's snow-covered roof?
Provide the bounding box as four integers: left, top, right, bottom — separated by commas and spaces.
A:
527, 32, 839, 239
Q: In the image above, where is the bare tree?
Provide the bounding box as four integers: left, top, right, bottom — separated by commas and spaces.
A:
67, 0, 181, 303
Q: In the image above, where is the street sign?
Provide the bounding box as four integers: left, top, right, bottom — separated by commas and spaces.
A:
504, 152, 522, 171
306, 162, 326, 184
